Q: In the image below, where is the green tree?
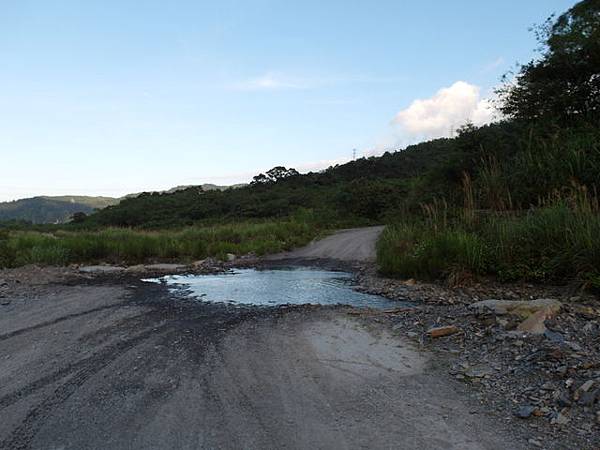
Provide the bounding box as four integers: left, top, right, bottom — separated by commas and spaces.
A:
497, 0, 600, 121
71, 212, 88, 223
251, 166, 300, 185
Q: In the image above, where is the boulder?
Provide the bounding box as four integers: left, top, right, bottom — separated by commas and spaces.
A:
427, 325, 460, 338
551, 412, 570, 425
144, 264, 188, 272
580, 380, 595, 393
515, 405, 537, 419
469, 298, 562, 319
79, 265, 125, 274
464, 364, 494, 379
125, 264, 147, 273
516, 307, 555, 335
226, 253, 236, 262
577, 389, 599, 407
194, 257, 218, 268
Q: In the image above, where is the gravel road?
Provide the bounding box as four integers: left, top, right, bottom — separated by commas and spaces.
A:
0, 229, 533, 450
270, 226, 385, 262
0, 277, 527, 450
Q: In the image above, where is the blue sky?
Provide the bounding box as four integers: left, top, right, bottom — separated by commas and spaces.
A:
0, 0, 576, 201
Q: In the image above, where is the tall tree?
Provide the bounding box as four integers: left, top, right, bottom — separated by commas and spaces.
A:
498, 0, 600, 121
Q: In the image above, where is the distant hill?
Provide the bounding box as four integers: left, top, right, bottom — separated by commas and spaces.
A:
42, 196, 119, 209
83, 134, 462, 228
0, 184, 245, 224
0, 196, 120, 224
125, 183, 246, 198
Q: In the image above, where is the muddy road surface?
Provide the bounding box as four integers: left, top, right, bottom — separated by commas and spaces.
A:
0, 269, 529, 450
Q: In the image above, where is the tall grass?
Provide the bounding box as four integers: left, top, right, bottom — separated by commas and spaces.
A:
507, 126, 600, 208
0, 221, 320, 268
378, 191, 600, 289
380, 124, 600, 290
377, 224, 488, 280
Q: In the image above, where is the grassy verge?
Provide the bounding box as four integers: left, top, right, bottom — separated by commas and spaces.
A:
378, 202, 600, 290
0, 220, 321, 267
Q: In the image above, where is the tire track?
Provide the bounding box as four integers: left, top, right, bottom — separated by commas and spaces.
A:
0, 302, 129, 342
0, 321, 169, 450
0, 309, 159, 410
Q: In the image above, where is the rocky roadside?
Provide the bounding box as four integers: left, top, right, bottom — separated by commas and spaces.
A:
355, 268, 600, 450
0, 260, 229, 306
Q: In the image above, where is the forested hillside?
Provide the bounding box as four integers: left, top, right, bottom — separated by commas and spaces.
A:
0, 184, 243, 225
0, 196, 118, 224
83, 118, 598, 230
84, 138, 455, 228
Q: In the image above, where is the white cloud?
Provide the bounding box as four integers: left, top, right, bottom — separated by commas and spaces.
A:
228, 72, 406, 92
229, 72, 308, 91
392, 81, 496, 141
481, 57, 505, 73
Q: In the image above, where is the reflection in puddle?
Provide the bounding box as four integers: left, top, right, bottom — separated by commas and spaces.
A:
145, 268, 401, 309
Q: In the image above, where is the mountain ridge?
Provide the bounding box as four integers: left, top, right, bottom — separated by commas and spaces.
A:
0, 184, 245, 224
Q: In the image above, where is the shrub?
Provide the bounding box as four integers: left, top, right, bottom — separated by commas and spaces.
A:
378, 202, 600, 287
378, 225, 488, 280
0, 230, 16, 268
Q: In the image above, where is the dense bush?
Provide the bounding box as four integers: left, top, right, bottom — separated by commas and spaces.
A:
0, 230, 16, 268
378, 200, 600, 288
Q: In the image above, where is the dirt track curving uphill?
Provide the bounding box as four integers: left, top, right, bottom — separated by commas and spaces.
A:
270, 226, 385, 262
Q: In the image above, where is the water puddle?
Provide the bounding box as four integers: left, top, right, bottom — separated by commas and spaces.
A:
145, 267, 402, 309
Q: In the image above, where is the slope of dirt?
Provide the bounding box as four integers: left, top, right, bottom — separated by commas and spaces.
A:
270, 226, 385, 262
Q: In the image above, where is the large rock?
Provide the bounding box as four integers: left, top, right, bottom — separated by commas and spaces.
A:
469, 298, 562, 319
144, 264, 188, 272
427, 325, 460, 338
516, 308, 554, 334
125, 264, 147, 273
79, 265, 125, 274
514, 404, 537, 419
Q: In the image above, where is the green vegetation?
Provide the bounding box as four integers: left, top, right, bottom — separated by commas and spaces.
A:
0, 220, 320, 267
378, 196, 600, 290
1, 1, 598, 292
0, 185, 245, 225
0, 196, 119, 224
379, 0, 600, 288
77, 148, 441, 228
496, 0, 600, 121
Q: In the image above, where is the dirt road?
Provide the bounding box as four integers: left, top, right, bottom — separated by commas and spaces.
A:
0, 226, 536, 450
270, 226, 385, 262
0, 268, 532, 450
